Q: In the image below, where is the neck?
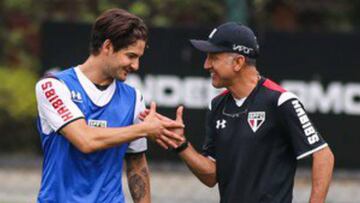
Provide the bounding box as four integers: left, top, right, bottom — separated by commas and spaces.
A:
79, 55, 113, 86
228, 66, 259, 99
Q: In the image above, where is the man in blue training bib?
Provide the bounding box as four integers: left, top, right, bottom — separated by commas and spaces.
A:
35, 8, 183, 203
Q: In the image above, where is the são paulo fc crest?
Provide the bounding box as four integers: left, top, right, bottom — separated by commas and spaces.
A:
247, 111, 266, 132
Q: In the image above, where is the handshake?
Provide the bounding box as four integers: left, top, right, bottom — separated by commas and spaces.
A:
139, 102, 186, 150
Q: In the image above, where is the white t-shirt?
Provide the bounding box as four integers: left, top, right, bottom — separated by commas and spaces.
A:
35, 66, 147, 153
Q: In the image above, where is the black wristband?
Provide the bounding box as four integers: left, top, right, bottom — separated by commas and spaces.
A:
173, 140, 189, 153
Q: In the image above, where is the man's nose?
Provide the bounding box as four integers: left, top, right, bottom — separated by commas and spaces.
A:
204, 55, 212, 70
131, 59, 139, 71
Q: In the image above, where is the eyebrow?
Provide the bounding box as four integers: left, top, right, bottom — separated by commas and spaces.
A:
126, 52, 141, 57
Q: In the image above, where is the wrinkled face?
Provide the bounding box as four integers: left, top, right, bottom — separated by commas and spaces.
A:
104, 40, 146, 81
204, 52, 238, 88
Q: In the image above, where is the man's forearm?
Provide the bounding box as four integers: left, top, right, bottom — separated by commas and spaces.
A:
61, 119, 148, 153
179, 143, 217, 187
310, 147, 334, 203
126, 153, 151, 203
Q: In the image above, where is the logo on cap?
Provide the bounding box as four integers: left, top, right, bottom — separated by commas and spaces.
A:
232, 44, 254, 55
208, 28, 217, 39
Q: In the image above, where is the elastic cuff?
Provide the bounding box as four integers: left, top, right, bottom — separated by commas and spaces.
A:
296, 143, 328, 160
56, 117, 84, 133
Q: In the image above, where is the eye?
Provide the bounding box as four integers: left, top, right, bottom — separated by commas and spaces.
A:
126, 53, 138, 59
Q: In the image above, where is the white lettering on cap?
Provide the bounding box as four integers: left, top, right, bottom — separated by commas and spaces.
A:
209, 28, 217, 39
232, 44, 253, 54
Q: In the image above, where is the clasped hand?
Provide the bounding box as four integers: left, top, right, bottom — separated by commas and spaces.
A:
140, 102, 185, 149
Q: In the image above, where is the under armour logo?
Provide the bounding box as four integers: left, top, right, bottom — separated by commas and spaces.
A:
71, 90, 82, 102
216, 119, 227, 129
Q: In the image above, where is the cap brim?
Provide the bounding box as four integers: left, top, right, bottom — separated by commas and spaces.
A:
190, 39, 228, 53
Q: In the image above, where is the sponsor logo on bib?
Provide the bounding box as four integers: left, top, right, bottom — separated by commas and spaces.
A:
88, 119, 107, 128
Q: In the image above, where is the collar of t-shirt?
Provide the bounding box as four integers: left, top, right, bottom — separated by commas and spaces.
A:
74, 66, 116, 107
232, 96, 247, 107
94, 83, 110, 91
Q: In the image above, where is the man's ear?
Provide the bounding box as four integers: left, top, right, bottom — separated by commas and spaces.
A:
233, 55, 246, 72
101, 39, 113, 55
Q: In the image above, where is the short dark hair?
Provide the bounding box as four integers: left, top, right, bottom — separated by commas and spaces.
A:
230, 53, 256, 67
90, 8, 148, 55
245, 56, 256, 66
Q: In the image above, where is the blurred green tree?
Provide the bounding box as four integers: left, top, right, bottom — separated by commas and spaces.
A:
0, 68, 37, 120
251, 0, 356, 32
0, 67, 38, 152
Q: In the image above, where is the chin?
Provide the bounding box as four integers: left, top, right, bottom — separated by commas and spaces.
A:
212, 82, 224, 88
114, 75, 126, 81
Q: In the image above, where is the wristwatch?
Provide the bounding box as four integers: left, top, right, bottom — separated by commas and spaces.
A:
173, 140, 189, 153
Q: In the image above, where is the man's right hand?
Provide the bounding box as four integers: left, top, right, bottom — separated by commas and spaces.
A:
142, 102, 185, 149
151, 106, 186, 149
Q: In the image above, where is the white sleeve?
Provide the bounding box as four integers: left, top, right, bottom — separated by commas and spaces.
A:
127, 88, 147, 153
35, 78, 84, 134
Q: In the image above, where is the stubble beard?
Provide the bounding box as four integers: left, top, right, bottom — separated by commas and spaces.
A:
109, 66, 128, 82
